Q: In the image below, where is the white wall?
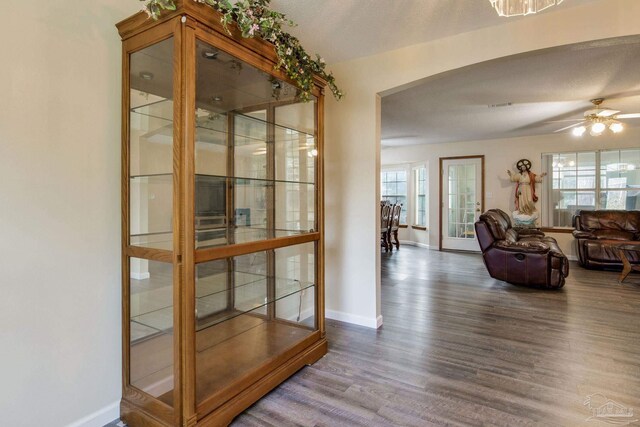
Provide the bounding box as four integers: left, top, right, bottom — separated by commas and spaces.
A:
2, 0, 640, 424
0, 1, 140, 426
324, 0, 640, 328
382, 128, 640, 258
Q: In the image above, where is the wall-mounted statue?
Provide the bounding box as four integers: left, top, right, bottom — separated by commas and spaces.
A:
507, 159, 547, 227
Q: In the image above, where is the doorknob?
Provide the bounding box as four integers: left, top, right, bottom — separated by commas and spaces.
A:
476, 208, 481, 212
476, 202, 480, 205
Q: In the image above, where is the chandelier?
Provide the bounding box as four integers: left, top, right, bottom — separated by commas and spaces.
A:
489, 0, 564, 17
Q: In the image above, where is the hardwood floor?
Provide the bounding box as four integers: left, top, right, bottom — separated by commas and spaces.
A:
110, 245, 640, 426
232, 246, 640, 426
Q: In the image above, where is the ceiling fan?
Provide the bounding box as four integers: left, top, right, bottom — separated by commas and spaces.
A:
555, 98, 640, 136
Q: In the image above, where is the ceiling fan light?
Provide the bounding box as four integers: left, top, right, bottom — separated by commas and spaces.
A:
489, 0, 564, 17
572, 126, 587, 137
591, 122, 606, 134
610, 122, 624, 133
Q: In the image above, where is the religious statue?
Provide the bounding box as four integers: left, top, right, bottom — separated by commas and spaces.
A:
507, 159, 547, 227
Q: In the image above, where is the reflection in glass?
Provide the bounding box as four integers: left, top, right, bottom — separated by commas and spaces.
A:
447, 165, 476, 238
129, 37, 174, 249
129, 258, 174, 405
543, 151, 599, 227
194, 243, 316, 404
193, 38, 319, 249
275, 242, 316, 328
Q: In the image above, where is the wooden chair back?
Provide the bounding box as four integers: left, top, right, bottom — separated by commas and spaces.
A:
380, 204, 392, 232
389, 204, 402, 231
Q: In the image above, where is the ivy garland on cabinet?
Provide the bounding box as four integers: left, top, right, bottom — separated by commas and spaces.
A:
141, 0, 343, 102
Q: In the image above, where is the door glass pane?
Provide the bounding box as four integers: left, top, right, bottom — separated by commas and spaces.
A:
129, 258, 174, 406
129, 37, 174, 249
447, 163, 476, 238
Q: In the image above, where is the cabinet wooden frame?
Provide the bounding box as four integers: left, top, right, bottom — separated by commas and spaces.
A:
117, 2, 327, 426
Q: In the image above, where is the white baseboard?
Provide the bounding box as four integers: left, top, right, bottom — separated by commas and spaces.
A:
130, 271, 150, 280
376, 315, 383, 328
399, 240, 430, 249
284, 306, 315, 323
325, 309, 382, 329
567, 254, 578, 261
66, 401, 119, 427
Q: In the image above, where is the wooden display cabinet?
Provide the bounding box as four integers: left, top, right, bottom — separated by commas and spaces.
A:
116, 3, 326, 425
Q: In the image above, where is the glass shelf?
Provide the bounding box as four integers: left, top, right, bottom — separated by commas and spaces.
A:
195, 228, 309, 249
131, 100, 315, 142
130, 271, 314, 336
196, 278, 315, 331
130, 232, 173, 250
196, 173, 314, 187
130, 174, 173, 249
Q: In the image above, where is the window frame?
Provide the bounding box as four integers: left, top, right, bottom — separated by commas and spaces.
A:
413, 165, 427, 228
541, 148, 640, 229
381, 167, 408, 225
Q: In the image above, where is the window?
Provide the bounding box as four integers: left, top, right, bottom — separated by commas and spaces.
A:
414, 166, 427, 226
381, 169, 407, 224
542, 149, 640, 227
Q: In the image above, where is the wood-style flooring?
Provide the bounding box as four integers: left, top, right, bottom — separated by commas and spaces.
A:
109, 245, 640, 426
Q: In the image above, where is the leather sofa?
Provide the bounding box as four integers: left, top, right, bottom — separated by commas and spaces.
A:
475, 209, 569, 289
572, 210, 640, 269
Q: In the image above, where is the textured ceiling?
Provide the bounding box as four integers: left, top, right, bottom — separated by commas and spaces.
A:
267, 0, 635, 147
380, 36, 640, 147
271, 0, 599, 64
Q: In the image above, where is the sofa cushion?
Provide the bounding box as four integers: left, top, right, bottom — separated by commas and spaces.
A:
479, 210, 511, 240
573, 230, 596, 239
579, 210, 640, 233
593, 229, 635, 241
583, 240, 640, 263
493, 240, 549, 253
505, 228, 518, 243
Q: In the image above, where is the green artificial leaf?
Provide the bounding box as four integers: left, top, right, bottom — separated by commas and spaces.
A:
140, 0, 343, 101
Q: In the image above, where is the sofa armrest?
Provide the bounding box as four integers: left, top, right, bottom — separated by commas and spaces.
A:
572, 230, 596, 239
516, 228, 546, 237
493, 240, 550, 254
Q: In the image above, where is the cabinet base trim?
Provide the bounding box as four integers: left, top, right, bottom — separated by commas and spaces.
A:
197, 338, 328, 427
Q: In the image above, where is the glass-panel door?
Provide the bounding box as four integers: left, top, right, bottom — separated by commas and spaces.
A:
129, 37, 175, 250
127, 37, 175, 406
192, 37, 319, 407
441, 157, 483, 251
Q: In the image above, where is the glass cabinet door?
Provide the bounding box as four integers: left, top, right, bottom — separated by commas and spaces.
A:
190, 38, 320, 408
127, 37, 175, 406
194, 243, 316, 404
193, 39, 318, 249
129, 37, 175, 250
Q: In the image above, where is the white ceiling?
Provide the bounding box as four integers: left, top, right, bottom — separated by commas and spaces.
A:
268, 1, 639, 147
271, 0, 600, 64
381, 36, 640, 146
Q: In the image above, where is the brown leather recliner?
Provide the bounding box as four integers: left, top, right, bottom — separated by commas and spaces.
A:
475, 209, 569, 289
572, 210, 640, 269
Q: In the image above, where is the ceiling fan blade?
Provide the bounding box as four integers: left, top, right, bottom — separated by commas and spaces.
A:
554, 121, 586, 133
596, 109, 620, 117
617, 113, 640, 119
544, 119, 585, 123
